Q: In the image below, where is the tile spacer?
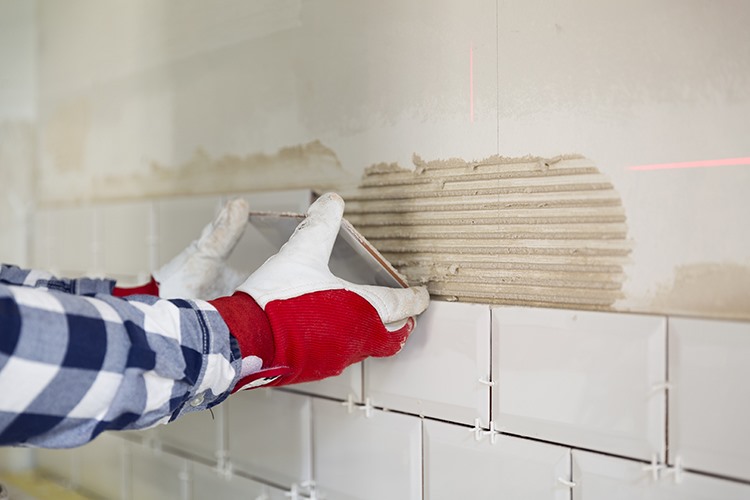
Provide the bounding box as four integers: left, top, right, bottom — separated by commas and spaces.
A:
358, 398, 374, 418
469, 418, 484, 442
285, 484, 301, 500
307, 487, 325, 500
674, 456, 684, 484
641, 453, 665, 481
217, 458, 233, 480
483, 421, 500, 445
478, 377, 495, 387
146, 436, 162, 454
662, 456, 684, 484
341, 394, 356, 414
649, 382, 672, 394
300, 479, 317, 496
557, 477, 576, 488
215, 450, 230, 474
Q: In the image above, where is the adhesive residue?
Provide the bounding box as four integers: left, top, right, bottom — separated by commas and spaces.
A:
343, 154, 631, 310
651, 263, 750, 320
44, 141, 353, 204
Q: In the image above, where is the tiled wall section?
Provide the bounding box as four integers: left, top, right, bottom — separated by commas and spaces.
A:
27, 193, 750, 499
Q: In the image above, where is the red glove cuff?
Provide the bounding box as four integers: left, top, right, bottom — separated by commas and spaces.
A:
113, 277, 160, 297
210, 289, 413, 392
209, 292, 275, 388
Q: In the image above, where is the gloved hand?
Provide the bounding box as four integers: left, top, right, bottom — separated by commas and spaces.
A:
114, 199, 250, 300
210, 193, 430, 391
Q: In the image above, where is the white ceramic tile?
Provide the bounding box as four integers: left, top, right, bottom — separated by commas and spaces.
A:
424, 419, 570, 500
365, 301, 491, 425
492, 307, 666, 461
100, 201, 152, 277
669, 317, 750, 481
572, 450, 750, 500
290, 363, 363, 403
0, 449, 34, 473
47, 206, 97, 275
312, 398, 422, 500
157, 407, 222, 463
191, 461, 288, 500
78, 432, 125, 500
227, 389, 312, 487
129, 443, 188, 500
157, 196, 222, 268
35, 447, 77, 484
225, 190, 312, 277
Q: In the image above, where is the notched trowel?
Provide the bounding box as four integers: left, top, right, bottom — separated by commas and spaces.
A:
248, 212, 408, 289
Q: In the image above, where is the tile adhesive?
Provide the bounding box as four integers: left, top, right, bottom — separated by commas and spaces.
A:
342, 154, 630, 310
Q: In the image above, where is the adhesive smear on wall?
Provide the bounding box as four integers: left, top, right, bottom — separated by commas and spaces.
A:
343, 154, 630, 310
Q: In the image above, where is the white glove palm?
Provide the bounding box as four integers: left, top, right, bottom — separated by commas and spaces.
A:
153, 199, 250, 300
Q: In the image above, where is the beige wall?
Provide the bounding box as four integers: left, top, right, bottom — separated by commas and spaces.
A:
0, 2, 36, 468
6, 0, 750, 318
34, 0, 498, 204
0, 0, 35, 268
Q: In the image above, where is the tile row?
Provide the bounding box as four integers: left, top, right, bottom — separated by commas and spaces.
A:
31, 190, 313, 283
37, 432, 291, 500
291, 304, 750, 484
30, 191, 750, 485
37, 397, 750, 500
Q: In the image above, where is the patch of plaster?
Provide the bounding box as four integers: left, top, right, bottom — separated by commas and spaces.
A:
344, 153, 631, 310
650, 263, 750, 320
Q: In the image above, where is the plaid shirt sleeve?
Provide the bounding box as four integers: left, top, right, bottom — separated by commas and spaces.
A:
0, 265, 242, 448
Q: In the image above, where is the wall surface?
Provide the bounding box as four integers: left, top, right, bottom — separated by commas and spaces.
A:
2, 1, 750, 499
32, 0, 750, 320
0, 0, 36, 473
0, 0, 35, 268
19, 180, 750, 500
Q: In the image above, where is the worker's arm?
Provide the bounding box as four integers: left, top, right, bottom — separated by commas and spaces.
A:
0, 199, 252, 448
0, 282, 240, 448
0, 194, 429, 448
0, 264, 119, 296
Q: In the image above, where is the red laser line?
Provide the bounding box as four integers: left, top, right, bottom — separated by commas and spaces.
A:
628, 157, 750, 171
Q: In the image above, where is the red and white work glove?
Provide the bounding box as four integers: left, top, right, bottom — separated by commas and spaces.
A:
209, 193, 430, 390
114, 199, 250, 300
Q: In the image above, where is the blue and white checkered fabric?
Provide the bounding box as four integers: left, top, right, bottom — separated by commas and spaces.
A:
0, 265, 241, 448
